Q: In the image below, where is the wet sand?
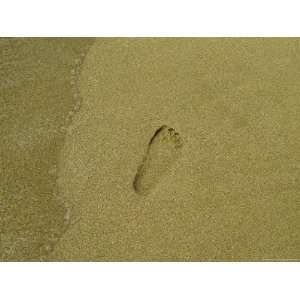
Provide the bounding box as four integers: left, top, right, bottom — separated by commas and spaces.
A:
0, 38, 94, 260
1, 38, 300, 261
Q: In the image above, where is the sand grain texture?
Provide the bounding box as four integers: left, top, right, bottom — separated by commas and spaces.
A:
0, 38, 94, 260
50, 39, 300, 261
1, 38, 300, 261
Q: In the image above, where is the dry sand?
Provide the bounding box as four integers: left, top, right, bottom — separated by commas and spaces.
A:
1, 38, 300, 261
50, 39, 299, 261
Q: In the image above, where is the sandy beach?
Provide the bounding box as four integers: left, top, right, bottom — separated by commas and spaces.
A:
1, 38, 300, 261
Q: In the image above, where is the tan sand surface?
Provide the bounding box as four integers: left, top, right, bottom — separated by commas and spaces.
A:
48, 39, 300, 260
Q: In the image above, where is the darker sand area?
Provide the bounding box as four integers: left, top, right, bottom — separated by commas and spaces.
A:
1, 38, 300, 261
0, 38, 94, 260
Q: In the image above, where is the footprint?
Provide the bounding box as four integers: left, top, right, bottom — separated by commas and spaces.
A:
133, 125, 184, 196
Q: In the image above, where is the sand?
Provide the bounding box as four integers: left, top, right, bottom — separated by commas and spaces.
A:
0, 38, 94, 260
1, 38, 300, 261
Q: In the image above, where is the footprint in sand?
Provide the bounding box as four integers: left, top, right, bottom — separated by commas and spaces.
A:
133, 125, 184, 196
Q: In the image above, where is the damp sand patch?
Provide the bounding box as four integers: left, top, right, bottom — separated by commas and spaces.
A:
0, 38, 94, 261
